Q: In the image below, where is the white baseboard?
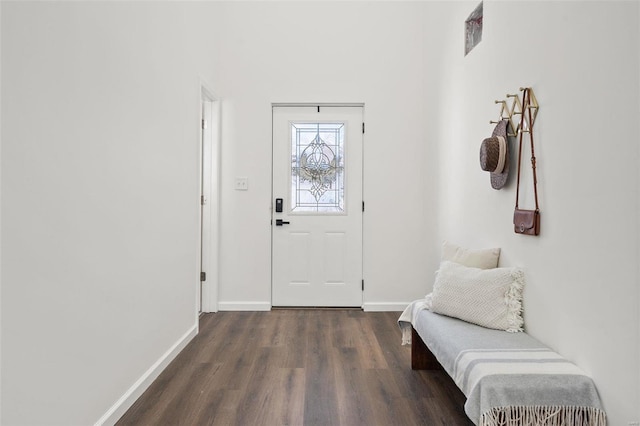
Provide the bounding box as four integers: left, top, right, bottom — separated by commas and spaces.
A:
218, 301, 272, 311
94, 324, 199, 426
363, 302, 410, 312
217, 302, 407, 312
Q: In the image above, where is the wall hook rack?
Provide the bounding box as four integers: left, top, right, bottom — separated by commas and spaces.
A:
518, 87, 539, 133
490, 87, 539, 136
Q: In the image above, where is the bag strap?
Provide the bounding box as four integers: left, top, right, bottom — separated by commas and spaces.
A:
515, 88, 539, 211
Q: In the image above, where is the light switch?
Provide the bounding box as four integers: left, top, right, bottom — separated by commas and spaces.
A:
235, 177, 248, 191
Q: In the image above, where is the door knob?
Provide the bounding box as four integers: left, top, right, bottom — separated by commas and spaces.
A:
275, 219, 290, 226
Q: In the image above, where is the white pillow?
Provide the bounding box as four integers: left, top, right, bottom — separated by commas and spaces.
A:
430, 261, 524, 332
441, 241, 501, 269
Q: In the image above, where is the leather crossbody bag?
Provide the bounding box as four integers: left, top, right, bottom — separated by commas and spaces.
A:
514, 88, 540, 236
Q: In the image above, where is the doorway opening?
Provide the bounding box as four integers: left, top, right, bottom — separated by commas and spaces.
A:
199, 84, 220, 313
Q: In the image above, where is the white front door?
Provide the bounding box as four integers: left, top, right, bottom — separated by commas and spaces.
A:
272, 105, 363, 307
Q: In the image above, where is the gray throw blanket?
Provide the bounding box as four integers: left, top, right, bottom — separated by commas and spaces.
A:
398, 302, 607, 426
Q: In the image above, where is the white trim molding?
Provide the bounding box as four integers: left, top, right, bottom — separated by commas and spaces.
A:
362, 302, 410, 312
94, 324, 198, 426
218, 301, 272, 311
217, 302, 408, 312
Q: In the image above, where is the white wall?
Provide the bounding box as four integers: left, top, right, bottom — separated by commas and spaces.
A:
424, 1, 640, 424
1, 2, 215, 424
212, 2, 436, 311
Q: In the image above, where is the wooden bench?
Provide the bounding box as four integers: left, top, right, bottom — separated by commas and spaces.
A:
411, 327, 442, 370
404, 307, 607, 425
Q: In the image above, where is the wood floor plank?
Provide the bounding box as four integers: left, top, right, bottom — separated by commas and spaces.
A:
116, 310, 473, 426
302, 312, 340, 426
331, 347, 374, 425
207, 390, 243, 426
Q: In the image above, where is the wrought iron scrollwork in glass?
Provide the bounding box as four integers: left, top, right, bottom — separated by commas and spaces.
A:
291, 122, 345, 213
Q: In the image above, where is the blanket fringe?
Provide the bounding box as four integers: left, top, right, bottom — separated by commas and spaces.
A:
505, 268, 525, 333
400, 323, 411, 345
480, 406, 607, 426
397, 298, 430, 346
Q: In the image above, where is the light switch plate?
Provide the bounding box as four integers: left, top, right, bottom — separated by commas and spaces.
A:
235, 177, 248, 191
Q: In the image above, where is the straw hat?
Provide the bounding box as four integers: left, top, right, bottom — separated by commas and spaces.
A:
479, 120, 509, 190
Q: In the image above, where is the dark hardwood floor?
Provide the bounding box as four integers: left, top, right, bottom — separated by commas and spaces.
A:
117, 310, 472, 426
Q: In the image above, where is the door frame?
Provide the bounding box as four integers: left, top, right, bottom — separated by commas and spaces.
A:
270, 103, 365, 307
199, 81, 221, 313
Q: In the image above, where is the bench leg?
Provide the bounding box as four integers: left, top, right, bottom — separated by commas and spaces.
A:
411, 327, 443, 370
